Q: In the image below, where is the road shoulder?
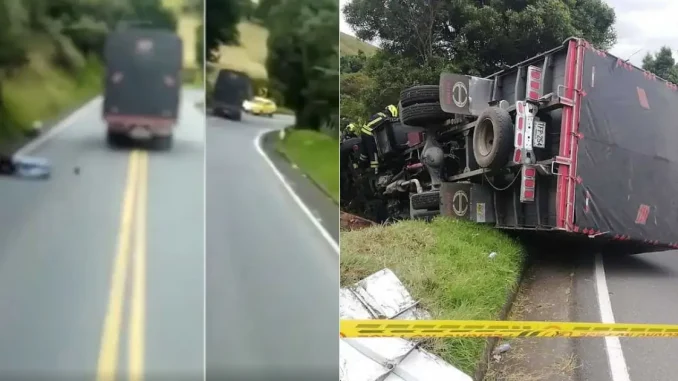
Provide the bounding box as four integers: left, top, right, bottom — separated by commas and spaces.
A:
485, 256, 578, 381
259, 129, 339, 243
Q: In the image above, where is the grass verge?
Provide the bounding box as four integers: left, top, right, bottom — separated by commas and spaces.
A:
2, 48, 102, 140
276, 128, 339, 202
341, 217, 525, 375
276, 106, 294, 115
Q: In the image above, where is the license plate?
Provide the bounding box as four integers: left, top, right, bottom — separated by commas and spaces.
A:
130, 128, 151, 139
533, 121, 546, 148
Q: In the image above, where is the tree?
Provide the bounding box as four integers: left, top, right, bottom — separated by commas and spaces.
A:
340, 51, 368, 74
266, 0, 339, 129
642, 46, 678, 83
344, 0, 617, 76
205, 0, 241, 63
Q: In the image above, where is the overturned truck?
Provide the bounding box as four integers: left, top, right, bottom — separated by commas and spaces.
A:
391, 37, 678, 254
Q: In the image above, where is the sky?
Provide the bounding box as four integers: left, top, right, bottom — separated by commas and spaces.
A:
339, 0, 678, 66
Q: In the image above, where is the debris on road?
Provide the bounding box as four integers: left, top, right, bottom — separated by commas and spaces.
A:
341, 211, 376, 231
494, 343, 511, 354
340, 268, 472, 381
0, 154, 51, 179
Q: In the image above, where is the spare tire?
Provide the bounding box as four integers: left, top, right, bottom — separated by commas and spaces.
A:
401, 102, 452, 127
400, 85, 439, 107
473, 107, 514, 169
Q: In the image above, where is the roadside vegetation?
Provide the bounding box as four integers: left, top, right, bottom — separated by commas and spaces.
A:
341, 217, 524, 374
0, 0, 201, 148
276, 129, 339, 202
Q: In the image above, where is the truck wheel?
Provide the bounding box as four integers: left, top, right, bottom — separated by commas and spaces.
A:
473, 106, 514, 169
411, 190, 441, 210
401, 102, 452, 127
106, 131, 125, 148
400, 85, 439, 107
153, 135, 173, 151
233, 111, 242, 121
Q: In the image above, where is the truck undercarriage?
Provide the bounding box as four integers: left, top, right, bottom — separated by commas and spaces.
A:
342, 37, 678, 255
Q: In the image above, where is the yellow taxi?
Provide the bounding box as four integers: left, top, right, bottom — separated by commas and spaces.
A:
242, 96, 277, 117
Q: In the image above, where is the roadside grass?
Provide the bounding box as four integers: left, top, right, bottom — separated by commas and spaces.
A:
276, 128, 339, 202
276, 106, 294, 115
2, 45, 101, 138
341, 217, 525, 375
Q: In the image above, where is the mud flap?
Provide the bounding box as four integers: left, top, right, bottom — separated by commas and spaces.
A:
440, 182, 496, 224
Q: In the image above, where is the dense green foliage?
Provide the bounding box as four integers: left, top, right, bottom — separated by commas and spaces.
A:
642, 46, 678, 83
264, 0, 339, 131
0, 0, 177, 138
341, 0, 617, 123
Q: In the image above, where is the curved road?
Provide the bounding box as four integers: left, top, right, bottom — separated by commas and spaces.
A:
205, 112, 339, 380
0, 90, 205, 379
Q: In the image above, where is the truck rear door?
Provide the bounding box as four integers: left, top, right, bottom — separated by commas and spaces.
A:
103, 29, 183, 120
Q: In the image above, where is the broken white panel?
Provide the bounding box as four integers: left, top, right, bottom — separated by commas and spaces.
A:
340, 268, 473, 381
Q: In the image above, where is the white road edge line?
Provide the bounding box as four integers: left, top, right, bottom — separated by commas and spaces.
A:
14, 96, 101, 157
594, 252, 631, 381
254, 128, 340, 255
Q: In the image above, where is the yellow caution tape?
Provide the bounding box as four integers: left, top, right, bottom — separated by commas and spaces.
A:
339, 319, 678, 338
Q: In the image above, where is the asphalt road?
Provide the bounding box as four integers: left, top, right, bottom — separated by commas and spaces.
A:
205, 113, 339, 380
575, 251, 678, 381
0, 89, 205, 380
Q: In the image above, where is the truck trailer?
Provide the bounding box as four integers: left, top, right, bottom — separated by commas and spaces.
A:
102, 28, 183, 150
390, 37, 678, 255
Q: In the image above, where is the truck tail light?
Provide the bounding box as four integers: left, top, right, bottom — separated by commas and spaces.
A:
513, 101, 526, 164
526, 65, 542, 102
513, 100, 537, 165
520, 165, 536, 202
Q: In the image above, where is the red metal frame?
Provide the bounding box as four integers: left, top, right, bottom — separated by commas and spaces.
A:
556, 39, 586, 230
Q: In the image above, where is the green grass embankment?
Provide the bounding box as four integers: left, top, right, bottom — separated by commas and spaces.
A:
276, 128, 339, 202
341, 218, 525, 375
1, 41, 102, 140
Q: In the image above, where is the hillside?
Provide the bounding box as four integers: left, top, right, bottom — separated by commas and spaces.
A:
213, 22, 269, 80
162, 0, 200, 69
340, 32, 378, 57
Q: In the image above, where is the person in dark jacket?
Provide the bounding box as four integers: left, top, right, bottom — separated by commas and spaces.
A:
360, 104, 398, 173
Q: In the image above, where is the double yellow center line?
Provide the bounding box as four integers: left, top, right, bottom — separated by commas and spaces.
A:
96, 150, 148, 381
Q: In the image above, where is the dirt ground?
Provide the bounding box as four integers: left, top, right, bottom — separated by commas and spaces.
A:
484, 257, 579, 381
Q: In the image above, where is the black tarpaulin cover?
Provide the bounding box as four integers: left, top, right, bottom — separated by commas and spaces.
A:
212, 69, 252, 107
574, 48, 678, 244
103, 29, 183, 119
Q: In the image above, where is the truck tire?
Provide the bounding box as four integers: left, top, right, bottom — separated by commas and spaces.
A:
401, 102, 451, 127
233, 111, 242, 121
473, 106, 514, 169
153, 135, 173, 151
106, 131, 125, 148
411, 190, 441, 210
400, 85, 439, 107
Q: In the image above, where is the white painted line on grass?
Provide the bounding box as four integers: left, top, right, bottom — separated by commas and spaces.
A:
594, 252, 631, 381
254, 128, 339, 254
15, 96, 101, 157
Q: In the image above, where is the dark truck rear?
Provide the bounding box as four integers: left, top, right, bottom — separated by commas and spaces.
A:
397, 37, 678, 255
211, 69, 252, 121
103, 28, 183, 150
